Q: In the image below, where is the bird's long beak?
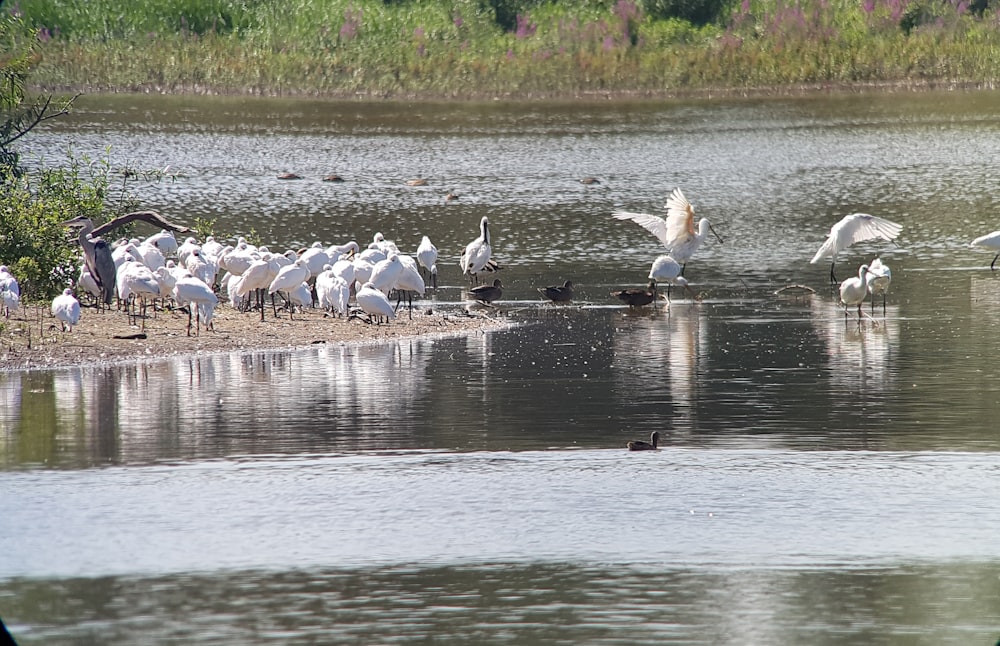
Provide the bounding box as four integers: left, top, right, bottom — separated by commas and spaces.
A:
684, 284, 700, 301
709, 222, 724, 244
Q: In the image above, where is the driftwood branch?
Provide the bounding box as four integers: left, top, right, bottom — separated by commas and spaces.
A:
91, 210, 195, 238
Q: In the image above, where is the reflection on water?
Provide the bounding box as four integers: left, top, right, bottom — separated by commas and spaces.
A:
4, 563, 998, 645
7, 92, 1000, 643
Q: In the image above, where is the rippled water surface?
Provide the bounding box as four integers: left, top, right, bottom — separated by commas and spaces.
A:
3, 92, 1000, 644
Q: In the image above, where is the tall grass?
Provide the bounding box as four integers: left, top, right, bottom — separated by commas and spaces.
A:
15, 0, 1000, 97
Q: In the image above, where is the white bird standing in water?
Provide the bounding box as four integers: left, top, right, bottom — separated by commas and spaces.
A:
839, 264, 871, 321
648, 255, 696, 302
612, 188, 722, 275
416, 235, 438, 288
51, 288, 81, 332
811, 213, 902, 282
969, 230, 1000, 270
865, 257, 891, 315
460, 216, 493, 284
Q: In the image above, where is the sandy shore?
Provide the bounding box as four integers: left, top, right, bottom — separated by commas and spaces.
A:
0, 301, 510, 372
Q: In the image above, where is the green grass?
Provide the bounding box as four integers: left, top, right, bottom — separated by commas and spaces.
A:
17, 0, 1000, 97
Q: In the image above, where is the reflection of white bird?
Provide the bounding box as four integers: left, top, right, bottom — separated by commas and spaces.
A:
811, 213, 902, 282
970, 230, 1000, 270
356, 281, 396, 324
865, 257, 891, 315
613, 188, 722, 274
460, 216, 493, 284
839, 264, 870, 320
416, 235, 438, 288
51, 288, 81, 332
648, 255, 696, 302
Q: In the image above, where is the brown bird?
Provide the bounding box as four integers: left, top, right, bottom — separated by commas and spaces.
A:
276, 172, 302, 180
322, 174, 345, 182
538, 280, 574, 303
470, 279, 503, 304
406, 178, 428, 186
611, 280, 660, 308
627, 431, 659, 451
580, 177, 601, 185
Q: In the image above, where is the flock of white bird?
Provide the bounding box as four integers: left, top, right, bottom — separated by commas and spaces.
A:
12, 212, 515, 336
8, 186, 1000, 337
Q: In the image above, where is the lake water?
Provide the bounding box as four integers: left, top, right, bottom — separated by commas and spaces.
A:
2, 91, 1000, 644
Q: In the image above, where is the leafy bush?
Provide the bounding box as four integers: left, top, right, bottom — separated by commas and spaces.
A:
0, 154, 140, 300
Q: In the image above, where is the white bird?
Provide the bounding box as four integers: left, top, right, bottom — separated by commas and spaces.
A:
416, 235, 438, 288
287, 282, 313, 312
298, 242, 331, 281
268, 258, 310, 317
77, 264, 102, 303
173, 275, 218, 336
233, 258, 272, 320
612, 188, 722, 274
144, 229, 178, 257
865, 257, 891, 315
392, 254, 426, 316
839, 264, 871, 321
970, 230, 1000, 270
648, 255, 696, 302
811, 213, 902, 282
0, 265, 21, 318
370, 253, 404, 294
460, 216, 493, 284
176, 237, 200, 266
185, 248, 217, 288
120, 261, 162, 328
356, 281, 396, 324
51, 288, 81, 332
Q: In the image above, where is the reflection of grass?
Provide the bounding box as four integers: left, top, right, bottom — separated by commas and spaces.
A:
23, 0, 1000, 96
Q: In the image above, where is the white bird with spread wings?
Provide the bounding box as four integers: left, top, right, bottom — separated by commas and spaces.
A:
612, 187, 722, 274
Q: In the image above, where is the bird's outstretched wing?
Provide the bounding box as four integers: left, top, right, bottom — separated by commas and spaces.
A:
611, 210, 668, 247
91, 210, 195, 237
664, 187, 696, 243
810, 213, 902, 263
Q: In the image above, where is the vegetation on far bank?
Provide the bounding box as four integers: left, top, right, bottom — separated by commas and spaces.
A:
13, 0, 1000, 98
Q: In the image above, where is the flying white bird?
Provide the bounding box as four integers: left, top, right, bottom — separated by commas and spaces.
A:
612, 188, 722, 274
811, 213, 901, 282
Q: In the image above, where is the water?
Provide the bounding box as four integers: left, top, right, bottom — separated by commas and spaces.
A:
3, 91, 1000, 644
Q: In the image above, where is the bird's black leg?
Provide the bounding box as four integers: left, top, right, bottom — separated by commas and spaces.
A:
829, 262, 837, 284
991, 254, 999, 270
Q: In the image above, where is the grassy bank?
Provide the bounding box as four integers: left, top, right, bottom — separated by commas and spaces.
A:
15, 0, 1000, 97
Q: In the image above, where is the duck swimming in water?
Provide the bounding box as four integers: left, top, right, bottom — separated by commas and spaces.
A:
627, 431, 659, 451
